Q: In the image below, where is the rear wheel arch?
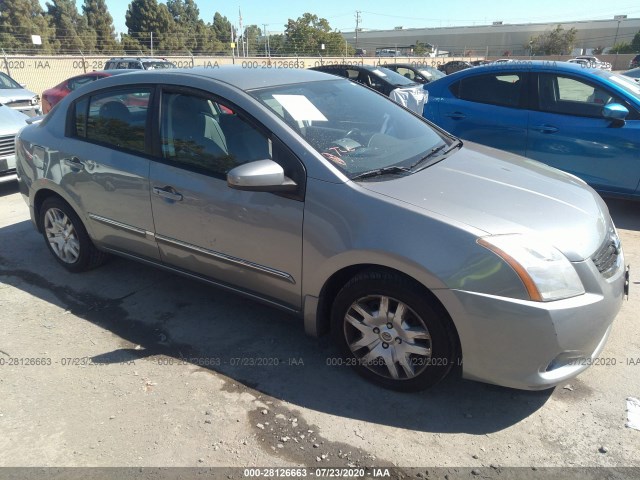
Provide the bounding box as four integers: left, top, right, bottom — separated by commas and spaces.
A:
34, 189, 66, 232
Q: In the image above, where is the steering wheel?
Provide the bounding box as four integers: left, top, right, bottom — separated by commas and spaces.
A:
345, 128, 365, 143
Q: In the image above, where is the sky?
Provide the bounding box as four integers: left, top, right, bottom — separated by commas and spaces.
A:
42, 0, 640, 35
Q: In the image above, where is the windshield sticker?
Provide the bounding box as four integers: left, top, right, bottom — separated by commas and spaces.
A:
372, 69, 387, 77
272, 95, 328, 122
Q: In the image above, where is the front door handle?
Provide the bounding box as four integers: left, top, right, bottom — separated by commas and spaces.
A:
153, 186, 183, 202
63, 157, 84, 171
444, 111, 466, 120
531, 124, 559, 134
444, 112, 467, 120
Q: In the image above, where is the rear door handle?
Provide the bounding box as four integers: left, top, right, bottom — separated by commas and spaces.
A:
444, 111, 466, 120
152, 186, 183, 202
531, 124, 559, 134
63, 157, 84, 171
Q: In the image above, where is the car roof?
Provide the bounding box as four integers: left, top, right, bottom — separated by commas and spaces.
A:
81, 66, 340, 92
107, 57, 171, 61
312, 64, 377, 72
449, 60, 595, 75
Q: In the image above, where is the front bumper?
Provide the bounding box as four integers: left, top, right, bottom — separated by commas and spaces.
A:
0, 154, 16, 175
435, 252, 626, 390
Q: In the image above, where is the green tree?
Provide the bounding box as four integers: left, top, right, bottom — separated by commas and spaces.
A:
0, 0, 56, 53
630, 30, 640, 52
266, 33, 285, 56
193, 22, 223, 54
166, 0, 199, 52
83, 0, 119, 53
529, 24, 577, 55
125, 0, 175, 53
47, 0, 96, 53
610, 29, 640, 54
284, 13, 345, 56
212, 12, 234, 44
241, 24, 261, 56
610, 42, 633, 54
413, 40, 429, 56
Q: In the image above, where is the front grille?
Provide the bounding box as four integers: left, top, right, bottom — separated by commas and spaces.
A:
591, 229, 621, 279
0, 135, 15, 157
5, 100, 31, 108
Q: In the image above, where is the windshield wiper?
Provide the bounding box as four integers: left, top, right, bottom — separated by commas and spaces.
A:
409, 140, 463, 171
351, 165, 412, 181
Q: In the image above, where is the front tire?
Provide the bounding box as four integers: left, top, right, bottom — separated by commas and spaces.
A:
331, 269, 456, 391
39, 197, 108, 273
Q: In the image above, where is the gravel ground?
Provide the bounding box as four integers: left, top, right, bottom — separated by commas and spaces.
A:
0, 179, 639, 477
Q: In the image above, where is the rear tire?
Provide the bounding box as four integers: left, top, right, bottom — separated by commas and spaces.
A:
39, 197, 108, 273
331, 269, 456, 391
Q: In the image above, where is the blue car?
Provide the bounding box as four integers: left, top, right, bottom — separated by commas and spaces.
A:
423, 61, 640, 198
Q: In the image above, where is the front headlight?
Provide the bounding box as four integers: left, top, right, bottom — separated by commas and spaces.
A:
478, 234, 585, 302
31, 95, 39, 105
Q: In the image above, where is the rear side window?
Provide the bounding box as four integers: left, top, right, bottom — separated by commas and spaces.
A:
72, 88, 151, 154
450, 73, 523, 107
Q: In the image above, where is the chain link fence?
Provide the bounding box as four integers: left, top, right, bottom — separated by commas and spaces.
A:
1, 53, 636, 99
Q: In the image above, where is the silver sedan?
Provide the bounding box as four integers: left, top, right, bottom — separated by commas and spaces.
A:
15, 67, 627, 391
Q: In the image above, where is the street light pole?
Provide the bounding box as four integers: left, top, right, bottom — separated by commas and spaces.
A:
613, 15, 627, 70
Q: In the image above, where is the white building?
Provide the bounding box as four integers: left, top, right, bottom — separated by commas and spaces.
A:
343, 17, 640, 57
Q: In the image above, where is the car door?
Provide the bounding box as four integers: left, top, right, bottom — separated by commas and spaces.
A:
61, 86, 159, 260
527, 72, 640, 194
149, 88, 305, 309
436, 72, 529, 156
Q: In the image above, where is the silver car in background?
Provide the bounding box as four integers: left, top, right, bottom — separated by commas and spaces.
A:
0, 71, 42, 117
0, 103, 29, 176
15, 67, 627, 391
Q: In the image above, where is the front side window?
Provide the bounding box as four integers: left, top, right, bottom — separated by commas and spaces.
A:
537, 74, 624, 117
251, 79, 449, 179
80, 88, 151, 153
160, 92, 270, 177
452, 73, 523, 107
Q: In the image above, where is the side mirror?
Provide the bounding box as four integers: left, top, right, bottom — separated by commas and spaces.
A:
602, 103, 628, 125
227, 159, 297, 192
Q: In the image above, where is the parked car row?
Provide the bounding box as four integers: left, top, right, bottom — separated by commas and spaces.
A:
568, 55, 612, 71
13, 65, 628, 393
422, 61, 640, 198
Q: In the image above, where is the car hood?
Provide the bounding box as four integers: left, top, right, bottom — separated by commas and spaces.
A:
360, 142, 610, 261
0, 87, 36, 103
0, 104, 29, 134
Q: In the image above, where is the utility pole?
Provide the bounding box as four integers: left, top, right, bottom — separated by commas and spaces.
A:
263, 24, 270, 57
613, 15, 627, 70
613, 15, 626, 48
355, 11, 361, 51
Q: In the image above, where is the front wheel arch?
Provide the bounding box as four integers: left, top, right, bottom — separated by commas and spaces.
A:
329, 267, 460, 391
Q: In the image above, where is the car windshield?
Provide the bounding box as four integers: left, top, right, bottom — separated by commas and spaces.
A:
420, 68, 445, 80
0, 72, 22, 89
370, 66, 417, 86
592, 70, 640, 100
142, 61, 175, 69
251, 79, 450, 179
